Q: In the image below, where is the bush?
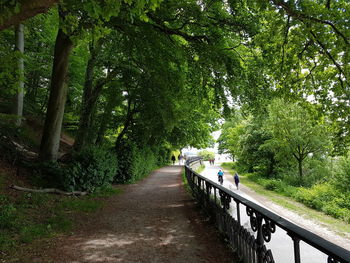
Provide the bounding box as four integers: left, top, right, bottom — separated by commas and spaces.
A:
333, 155, 350, 193
114, 141, 166, 183
61, 146, 118, 192
294, 183, 350, 223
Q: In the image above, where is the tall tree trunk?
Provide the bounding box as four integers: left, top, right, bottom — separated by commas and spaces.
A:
13, 23, 24, 127
39, 25, 73, 161
73, 41, 102, 151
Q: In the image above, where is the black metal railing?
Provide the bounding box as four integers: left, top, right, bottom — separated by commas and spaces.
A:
185, 165, 350, 263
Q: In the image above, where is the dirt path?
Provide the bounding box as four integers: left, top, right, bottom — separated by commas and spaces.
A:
15, 166, 235, 263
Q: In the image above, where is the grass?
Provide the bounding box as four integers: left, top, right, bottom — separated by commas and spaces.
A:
181, 164, 205, 193
182, 169, 190, 193
195, 164, 205, 174
220, 162, 350, 237
0, 181, 121, 258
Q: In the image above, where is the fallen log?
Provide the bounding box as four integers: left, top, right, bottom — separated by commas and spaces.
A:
10, 185, 88, 196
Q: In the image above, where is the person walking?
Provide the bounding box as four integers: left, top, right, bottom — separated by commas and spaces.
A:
234, 172, 240, 190
171, 155, 176, 165
178, 154, 183, 165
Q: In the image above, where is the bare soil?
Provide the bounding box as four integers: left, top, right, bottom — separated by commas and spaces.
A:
6, 166, 236, 263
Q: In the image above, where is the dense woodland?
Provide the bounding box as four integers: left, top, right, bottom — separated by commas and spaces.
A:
0, 0, 349, 221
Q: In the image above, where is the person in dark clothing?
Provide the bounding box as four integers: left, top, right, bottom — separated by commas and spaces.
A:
234, 172, 240, 190
171, 155, 176, 165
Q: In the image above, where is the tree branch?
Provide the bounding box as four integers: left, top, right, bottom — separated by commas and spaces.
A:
11, 185, 88, 196
148, 14, 210, 43
281, 15, 290, 72
269, 0, 349, 45
309, 30, 347, 88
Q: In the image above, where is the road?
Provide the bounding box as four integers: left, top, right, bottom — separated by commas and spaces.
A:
200, 161, 350, 263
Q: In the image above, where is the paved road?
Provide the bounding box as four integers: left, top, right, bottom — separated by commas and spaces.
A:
201, 162, 350, 263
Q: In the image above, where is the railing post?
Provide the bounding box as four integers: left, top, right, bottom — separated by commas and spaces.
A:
255, 214, 264, 263
288, 233, 301, 263
235, 200, 241, 225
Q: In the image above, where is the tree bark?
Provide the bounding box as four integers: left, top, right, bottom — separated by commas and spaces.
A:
73, 41, 101, 151
13, 23, 24, 127
39, 23, 73, 161
11, 185, 87, 196
298, 158, 303, 179
0, 0, 59, 31
115, 99, 135, 150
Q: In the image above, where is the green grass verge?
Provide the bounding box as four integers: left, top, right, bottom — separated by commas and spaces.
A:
195, 164, 205, 174
181, 169, 190, 193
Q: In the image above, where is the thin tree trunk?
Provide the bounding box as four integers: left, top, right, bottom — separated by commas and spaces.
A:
13, 23, 24, 127
298, 158, 303, 179
73, 41, 101, 151
115, 100, 135, 150
39, 23, 73, 161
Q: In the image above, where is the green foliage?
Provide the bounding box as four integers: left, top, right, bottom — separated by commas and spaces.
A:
198, 150, 215, 161
333, 155, 350, 193
62, 146, 118, 192
295, 183, 350, 223
244, 171, 350, 223
115, 140, 165, 183
264, 99, 331, 178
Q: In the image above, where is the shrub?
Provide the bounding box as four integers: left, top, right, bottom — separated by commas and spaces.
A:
114, 141, 164, 183
61, 146, 118, 192
333, 155, 350, 193
294, 183, 350, 223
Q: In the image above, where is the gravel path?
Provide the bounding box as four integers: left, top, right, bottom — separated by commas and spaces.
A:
20, 166, 235, 263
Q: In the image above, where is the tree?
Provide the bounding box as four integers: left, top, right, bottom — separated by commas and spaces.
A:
251, 0, 350, 141
264, 99, 331, 178
237, 117, 276, 176
198, 150, 215, 161
39, 7, 74, 161
40, 0, 163, 160
12, 23, 24, 126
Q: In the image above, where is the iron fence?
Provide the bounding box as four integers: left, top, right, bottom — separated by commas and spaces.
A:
184, 164, 350, 263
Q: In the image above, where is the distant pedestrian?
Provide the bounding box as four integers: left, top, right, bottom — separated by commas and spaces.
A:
234, 172, 240, 190
178, 154, 183, 165
171, 155, 176, 165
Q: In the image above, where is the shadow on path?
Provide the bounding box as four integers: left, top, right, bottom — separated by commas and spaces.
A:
23, 166, 235, 263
